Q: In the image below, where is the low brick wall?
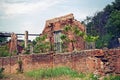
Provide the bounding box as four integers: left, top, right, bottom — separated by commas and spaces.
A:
0, 49, 120, 75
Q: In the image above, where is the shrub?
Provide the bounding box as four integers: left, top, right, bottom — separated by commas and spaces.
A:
0, 68, 4, 79
0, 45, 10, 57
23, 48, 30, 54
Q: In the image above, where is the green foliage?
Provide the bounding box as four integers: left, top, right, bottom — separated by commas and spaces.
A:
0, 51, 10, 57
62, 25, 99, 50
83, 0, 120, 48
25, 66, 99, 80
112, 0, 120, 11
60, 34, 68, 42
23, 43, 32, 54
36, 34, 47, 42
0, 37, 7, 43
0, 68, 4, 79
23, 48, 30, 54
19, 41, 24, 48
104, 75, 120, 80
25, 67, 85, 79
73, 27, 85, 37
84, 35, 99, 43
32, 40, 37, 46
106, 11, 120, 37
33, 35, 50, 53
64, 25, 85, 37
0, 45, 10, 57
64, 25, 71, 32
33, 44, 40, 53
62, 25, 86, 51
96, 34, 112, 48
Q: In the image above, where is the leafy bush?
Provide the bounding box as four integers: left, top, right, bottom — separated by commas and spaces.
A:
0, 45, 10, 57
0, 68, 4, 79
23, 48, 30, 54
33, 35, 50, 53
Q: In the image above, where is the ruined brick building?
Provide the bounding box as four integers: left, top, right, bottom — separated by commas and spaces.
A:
42, 13, 86, 52
6, 13, 86, 53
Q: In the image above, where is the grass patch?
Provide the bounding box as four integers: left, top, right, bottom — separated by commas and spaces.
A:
104, 75, 120, 80
25, 67, 82, 79
25, 66, 99, 80
83, 73, 99, 80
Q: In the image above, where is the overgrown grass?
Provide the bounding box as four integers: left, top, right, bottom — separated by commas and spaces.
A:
25, 66, 99, 80
104, 74, 120, 80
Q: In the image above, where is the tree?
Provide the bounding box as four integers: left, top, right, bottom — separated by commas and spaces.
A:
105, 11, 120, 48
0, 37, 7, 44
83, 0, 120, 48
112, 0, 120, 11
62, 25, 85, 51
96, 33, 112, 48
33, 35, 50, 53
106, 11, 120, 37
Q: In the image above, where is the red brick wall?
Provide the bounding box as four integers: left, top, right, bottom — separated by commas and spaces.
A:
9, 33, 17, 53
0, 49, 120, 75
42, 14, 86, 52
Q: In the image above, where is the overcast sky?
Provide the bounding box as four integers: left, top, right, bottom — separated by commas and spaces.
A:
0, 0, 114, 40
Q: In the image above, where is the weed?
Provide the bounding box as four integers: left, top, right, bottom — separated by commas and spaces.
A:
0, 67, 4, 79
104, 74, 120, 80
25, 66, 99, 80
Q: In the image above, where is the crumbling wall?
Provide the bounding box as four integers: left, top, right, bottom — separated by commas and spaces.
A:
9, 33, 17, 54
42, 13, 86, 52
0, 49, 120, 75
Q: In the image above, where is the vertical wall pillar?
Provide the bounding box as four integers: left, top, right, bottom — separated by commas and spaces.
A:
25, 31, 28, 48
9, 33, 18, 54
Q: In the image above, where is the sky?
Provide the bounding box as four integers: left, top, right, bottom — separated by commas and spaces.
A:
0, 0, 114, 40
